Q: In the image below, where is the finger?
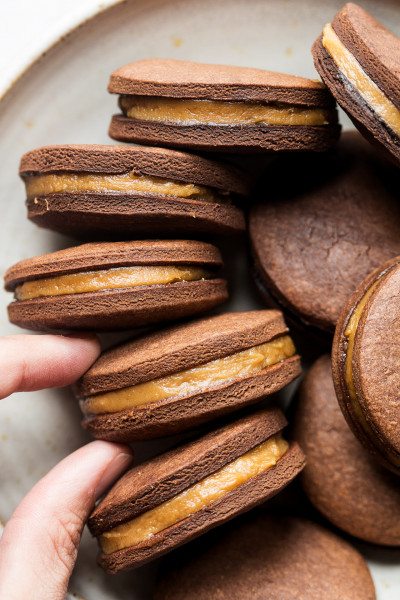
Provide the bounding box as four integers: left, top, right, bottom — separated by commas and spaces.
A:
0, 334, 101, 400
0, 440, 133, 600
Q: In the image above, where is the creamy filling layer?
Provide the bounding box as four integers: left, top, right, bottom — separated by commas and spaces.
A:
343, 273, 400, 467
99, 433, 288, 554
15, 266, 210, 301
82, 335, 296, 415
25, 171, 229, 204
322, 23, 400, 136
119, 95, 336, 126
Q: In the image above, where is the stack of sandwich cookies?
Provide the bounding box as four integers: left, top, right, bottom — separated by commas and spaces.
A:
294, 355, 400, 546
312, 3, 400, 166
332, 255, 400, 475
108, 59, 340, 153
21, 144, 248, 238
5, 240, 227, 332
249, 131, 400, 335
74, 310, 301, 442
88, 408, 306, 573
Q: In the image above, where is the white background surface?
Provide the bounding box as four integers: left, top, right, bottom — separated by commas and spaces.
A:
0, 1, 117, 97
0, 1, 399, 598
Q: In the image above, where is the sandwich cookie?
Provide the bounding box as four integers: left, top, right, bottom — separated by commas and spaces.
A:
249, 131, 400, 334
294, 355, 400, 545
108, 58, 340, 153
88, 408, 306, 573
20, 144, 248, 239
4, 240, 227, 332
155, 515, 376, 600
74, 310, 301, 442
312, 3, 400, 166
332, 256, 400, 475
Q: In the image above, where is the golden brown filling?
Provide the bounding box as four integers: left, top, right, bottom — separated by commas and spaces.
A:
15, 266, 210, 301
82, 335, 296, 416
99, 433, 288, 554
25, 171, 229, 204
322, 23, 400, 135
119, 96, 336, 126
344, 275, 400, 467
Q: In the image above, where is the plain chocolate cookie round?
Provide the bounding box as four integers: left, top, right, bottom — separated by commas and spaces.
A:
294, 354, 400, 546
155, 514, 375, 600
249, 131, 400, 333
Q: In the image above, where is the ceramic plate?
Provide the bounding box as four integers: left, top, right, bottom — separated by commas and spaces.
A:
0, 0, 399, 598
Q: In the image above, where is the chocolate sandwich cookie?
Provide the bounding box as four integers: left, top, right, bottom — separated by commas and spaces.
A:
88, 408, 305, 573
74, 310, 301, 442
4, 240, 227, 332
294, 355, 400, 545
108, 58, 340, 153
155, 515, 376, 600
312, 3, 400, 166
249, 131, 400, 334
332, 256, 400, 475
20, 144, 248, 238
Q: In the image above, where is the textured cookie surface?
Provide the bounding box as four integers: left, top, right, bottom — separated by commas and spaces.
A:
249, 131, 400, 333
155, 515, 376, 600
332, 256, 400, 473
294, 355, 400, 545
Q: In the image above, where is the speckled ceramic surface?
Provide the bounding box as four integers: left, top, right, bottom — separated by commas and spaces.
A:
0, 1, 399, 598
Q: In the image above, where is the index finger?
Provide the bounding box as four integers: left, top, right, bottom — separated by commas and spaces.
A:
0, 334, 101, 400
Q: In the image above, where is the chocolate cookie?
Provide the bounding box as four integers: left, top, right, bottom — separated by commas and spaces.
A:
74, 310, 301, 442
155, 515, 376, 600
88, 408, 305, 573
108, 58, 340, 153
294, 355, 400, 545
332, 256, 400, 475
4, 240, 227, 332
20, 144, 248, 238
249, 131, 400, 334
312, 3, 400, 166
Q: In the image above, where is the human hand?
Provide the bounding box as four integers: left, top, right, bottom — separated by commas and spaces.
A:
0, 334, 133, 600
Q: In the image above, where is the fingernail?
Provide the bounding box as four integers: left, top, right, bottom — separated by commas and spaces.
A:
95, 452, 133, 499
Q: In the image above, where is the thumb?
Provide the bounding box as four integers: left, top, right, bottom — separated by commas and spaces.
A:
0, 441, 133, 600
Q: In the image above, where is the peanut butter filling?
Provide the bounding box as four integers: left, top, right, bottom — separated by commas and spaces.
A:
15, 266, 210, 301
119, 96, 336, 126
343, 274, 400, 467
322, 23, 400, 136
99, 433, 288, 554
82, 335, 296, 416
25, 171, 229, 204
